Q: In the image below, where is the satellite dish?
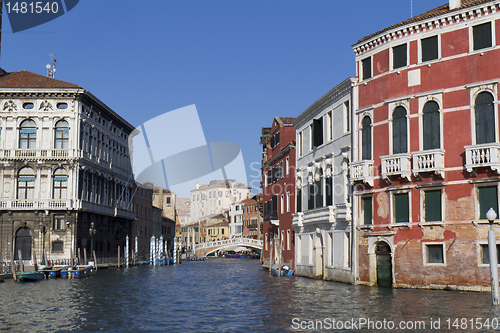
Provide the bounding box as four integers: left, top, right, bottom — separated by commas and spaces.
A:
46, 64, 51, 69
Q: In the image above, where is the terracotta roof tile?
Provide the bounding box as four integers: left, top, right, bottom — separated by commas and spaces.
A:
0, 70, 82, 89
356, 0, 492, 44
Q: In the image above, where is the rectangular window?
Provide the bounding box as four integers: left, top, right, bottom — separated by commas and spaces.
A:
313, 118, 323, 147
280, 194, 284, 214
315, 179, 323, 209
426, 244, 444, 264
344, 101, 350, 133
393, 43, 407, 69
473, 22, 492, 51
362, 57, 371, 80
308, 184, 314, 210
479, 186, 498, 220
285, 157, 289, 175
327, 111, 333, 141
325, 177, 333, 206
53, 215, 65, 230
265, 233, 268, 251
424, 190, 442, 222
394, 192, 409, 223
297, 187, 302, 213
298, 132, 303, 157
481, 244, 500, 265
362, 196, 373, 225
286, 192, 290, 213
421, 35, 438, 62
52, 241, 64, 253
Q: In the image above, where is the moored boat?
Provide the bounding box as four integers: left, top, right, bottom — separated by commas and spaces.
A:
223, 252, 246, 258
61, 265, 93, 279
16, 271, 45, 282
39, 265, 67, 278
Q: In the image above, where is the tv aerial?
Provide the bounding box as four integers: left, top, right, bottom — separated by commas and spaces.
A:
46, 54, 56, 78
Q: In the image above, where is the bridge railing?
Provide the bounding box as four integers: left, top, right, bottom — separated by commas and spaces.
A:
193, 237, 262, 250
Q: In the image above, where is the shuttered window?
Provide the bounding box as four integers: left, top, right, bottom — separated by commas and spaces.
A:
363, 196, 372, 225
473, 22, 492, 51
393, 106, 407, 154
423, 101, 440, 150
425, 190, 442, 222
362, 57, 371, 80
421, 36, 438, 62
479, 186, 498, 220
481, 244, 500, 264
393, 43, 407, 69
313, 118, 323, 147
475, 91, 495, 144
394, 192, 409, 223
362, 116, 372, 160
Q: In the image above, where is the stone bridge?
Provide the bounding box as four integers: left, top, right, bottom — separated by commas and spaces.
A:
193, 237, 263, 257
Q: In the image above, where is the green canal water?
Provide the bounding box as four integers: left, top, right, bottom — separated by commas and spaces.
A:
0, 259, 499, 332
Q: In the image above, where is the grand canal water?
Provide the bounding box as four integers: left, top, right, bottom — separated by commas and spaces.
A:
0, 259, 499, 332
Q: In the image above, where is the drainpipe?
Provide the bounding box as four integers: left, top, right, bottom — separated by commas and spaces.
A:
350, 78, 358, 285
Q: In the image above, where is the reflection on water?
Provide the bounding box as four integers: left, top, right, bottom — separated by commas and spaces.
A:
0, 259, 498, 332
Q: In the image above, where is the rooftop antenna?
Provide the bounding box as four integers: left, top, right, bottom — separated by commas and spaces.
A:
46, 54, 56, 78
411, 0, 413, 18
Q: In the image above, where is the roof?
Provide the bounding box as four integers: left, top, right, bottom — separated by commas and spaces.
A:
276, 117, 296, 125
0, 70, 82, 89
356, 0, 491, 44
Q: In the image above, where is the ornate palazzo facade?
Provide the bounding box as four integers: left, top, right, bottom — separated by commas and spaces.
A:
0, 70, 135, 265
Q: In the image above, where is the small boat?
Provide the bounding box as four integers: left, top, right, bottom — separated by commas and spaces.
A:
39, 265, 67, 278
61, 265, 92, 279
223, 251, 246, 258
16, 271, 44, 282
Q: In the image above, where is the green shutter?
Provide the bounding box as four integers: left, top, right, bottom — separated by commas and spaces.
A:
475, 92, 495, 144
325, 177, 333, 206
393, 43, 407, 69
394, 193, 409, 223
297, 188, 302, 213
421, 36, 438, 62
425, 190, 442, 222
363, 197, 372, 225
362, 57, 371, 80
473, 22, 492, 51
479, 186, 498, 220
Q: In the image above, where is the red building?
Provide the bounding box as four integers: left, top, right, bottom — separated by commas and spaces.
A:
241, 194, 262, 239
261, 117, 296, 270
351, 0, 500, 290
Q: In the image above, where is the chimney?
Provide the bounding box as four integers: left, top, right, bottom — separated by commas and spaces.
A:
449, 0, 461, 10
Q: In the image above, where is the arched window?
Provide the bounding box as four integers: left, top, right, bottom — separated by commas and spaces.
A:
53, 168, 68, 199
54, 120, 69, 149
17, 167, 35, 200
362, 116, 372, 160
19, 119, 36, 149
393, 106, 407, 154
475, 92, 495, 144
423, 101, 440, 150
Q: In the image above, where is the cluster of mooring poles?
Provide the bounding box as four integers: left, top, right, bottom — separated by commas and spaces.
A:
123, 235, 182, 267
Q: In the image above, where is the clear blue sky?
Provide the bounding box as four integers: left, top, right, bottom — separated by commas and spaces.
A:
1, 0, 446, 197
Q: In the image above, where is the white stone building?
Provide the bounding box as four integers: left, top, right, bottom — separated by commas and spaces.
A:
228, 201, 244, 238
292, 78, 356, 283
0, 70, 135, 266
189, 179, 251, 223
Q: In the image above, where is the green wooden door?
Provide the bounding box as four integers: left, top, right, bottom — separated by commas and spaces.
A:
375, 242, 392, 287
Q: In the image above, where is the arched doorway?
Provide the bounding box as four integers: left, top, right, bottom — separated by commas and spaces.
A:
375, 241, 392, 287
14, 227, 32, 260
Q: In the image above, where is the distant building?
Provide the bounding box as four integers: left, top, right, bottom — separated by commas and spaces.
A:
152, 186, 175, 256
199, 213, 229, 243
132, 182, 154, 261
293, 78, 355, 283
190, 179, 251, 222
228, 201, 244, 238
241, 195, 262, 239
261, 117, 296, 271
0, 70, 135, 266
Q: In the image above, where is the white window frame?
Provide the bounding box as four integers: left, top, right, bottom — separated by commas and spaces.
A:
287, 229, 291, 251
390, 189, 412, 225
387, 99, 410, 155
418, 34, 441, 64
422, 242, 446, 266
390, 42, 409, 71
469, 20, 496, 54
417, 92, 443, 151
467, 81, 499, 145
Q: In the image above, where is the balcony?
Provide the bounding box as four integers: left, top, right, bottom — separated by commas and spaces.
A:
0, 199, 74, 210
465, 143, 500, 176
350, 160, 374, 186
1, 149, 78, 160
380, 153, 411, 184
303, 206, 335, 225
412, 149, 445, 179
